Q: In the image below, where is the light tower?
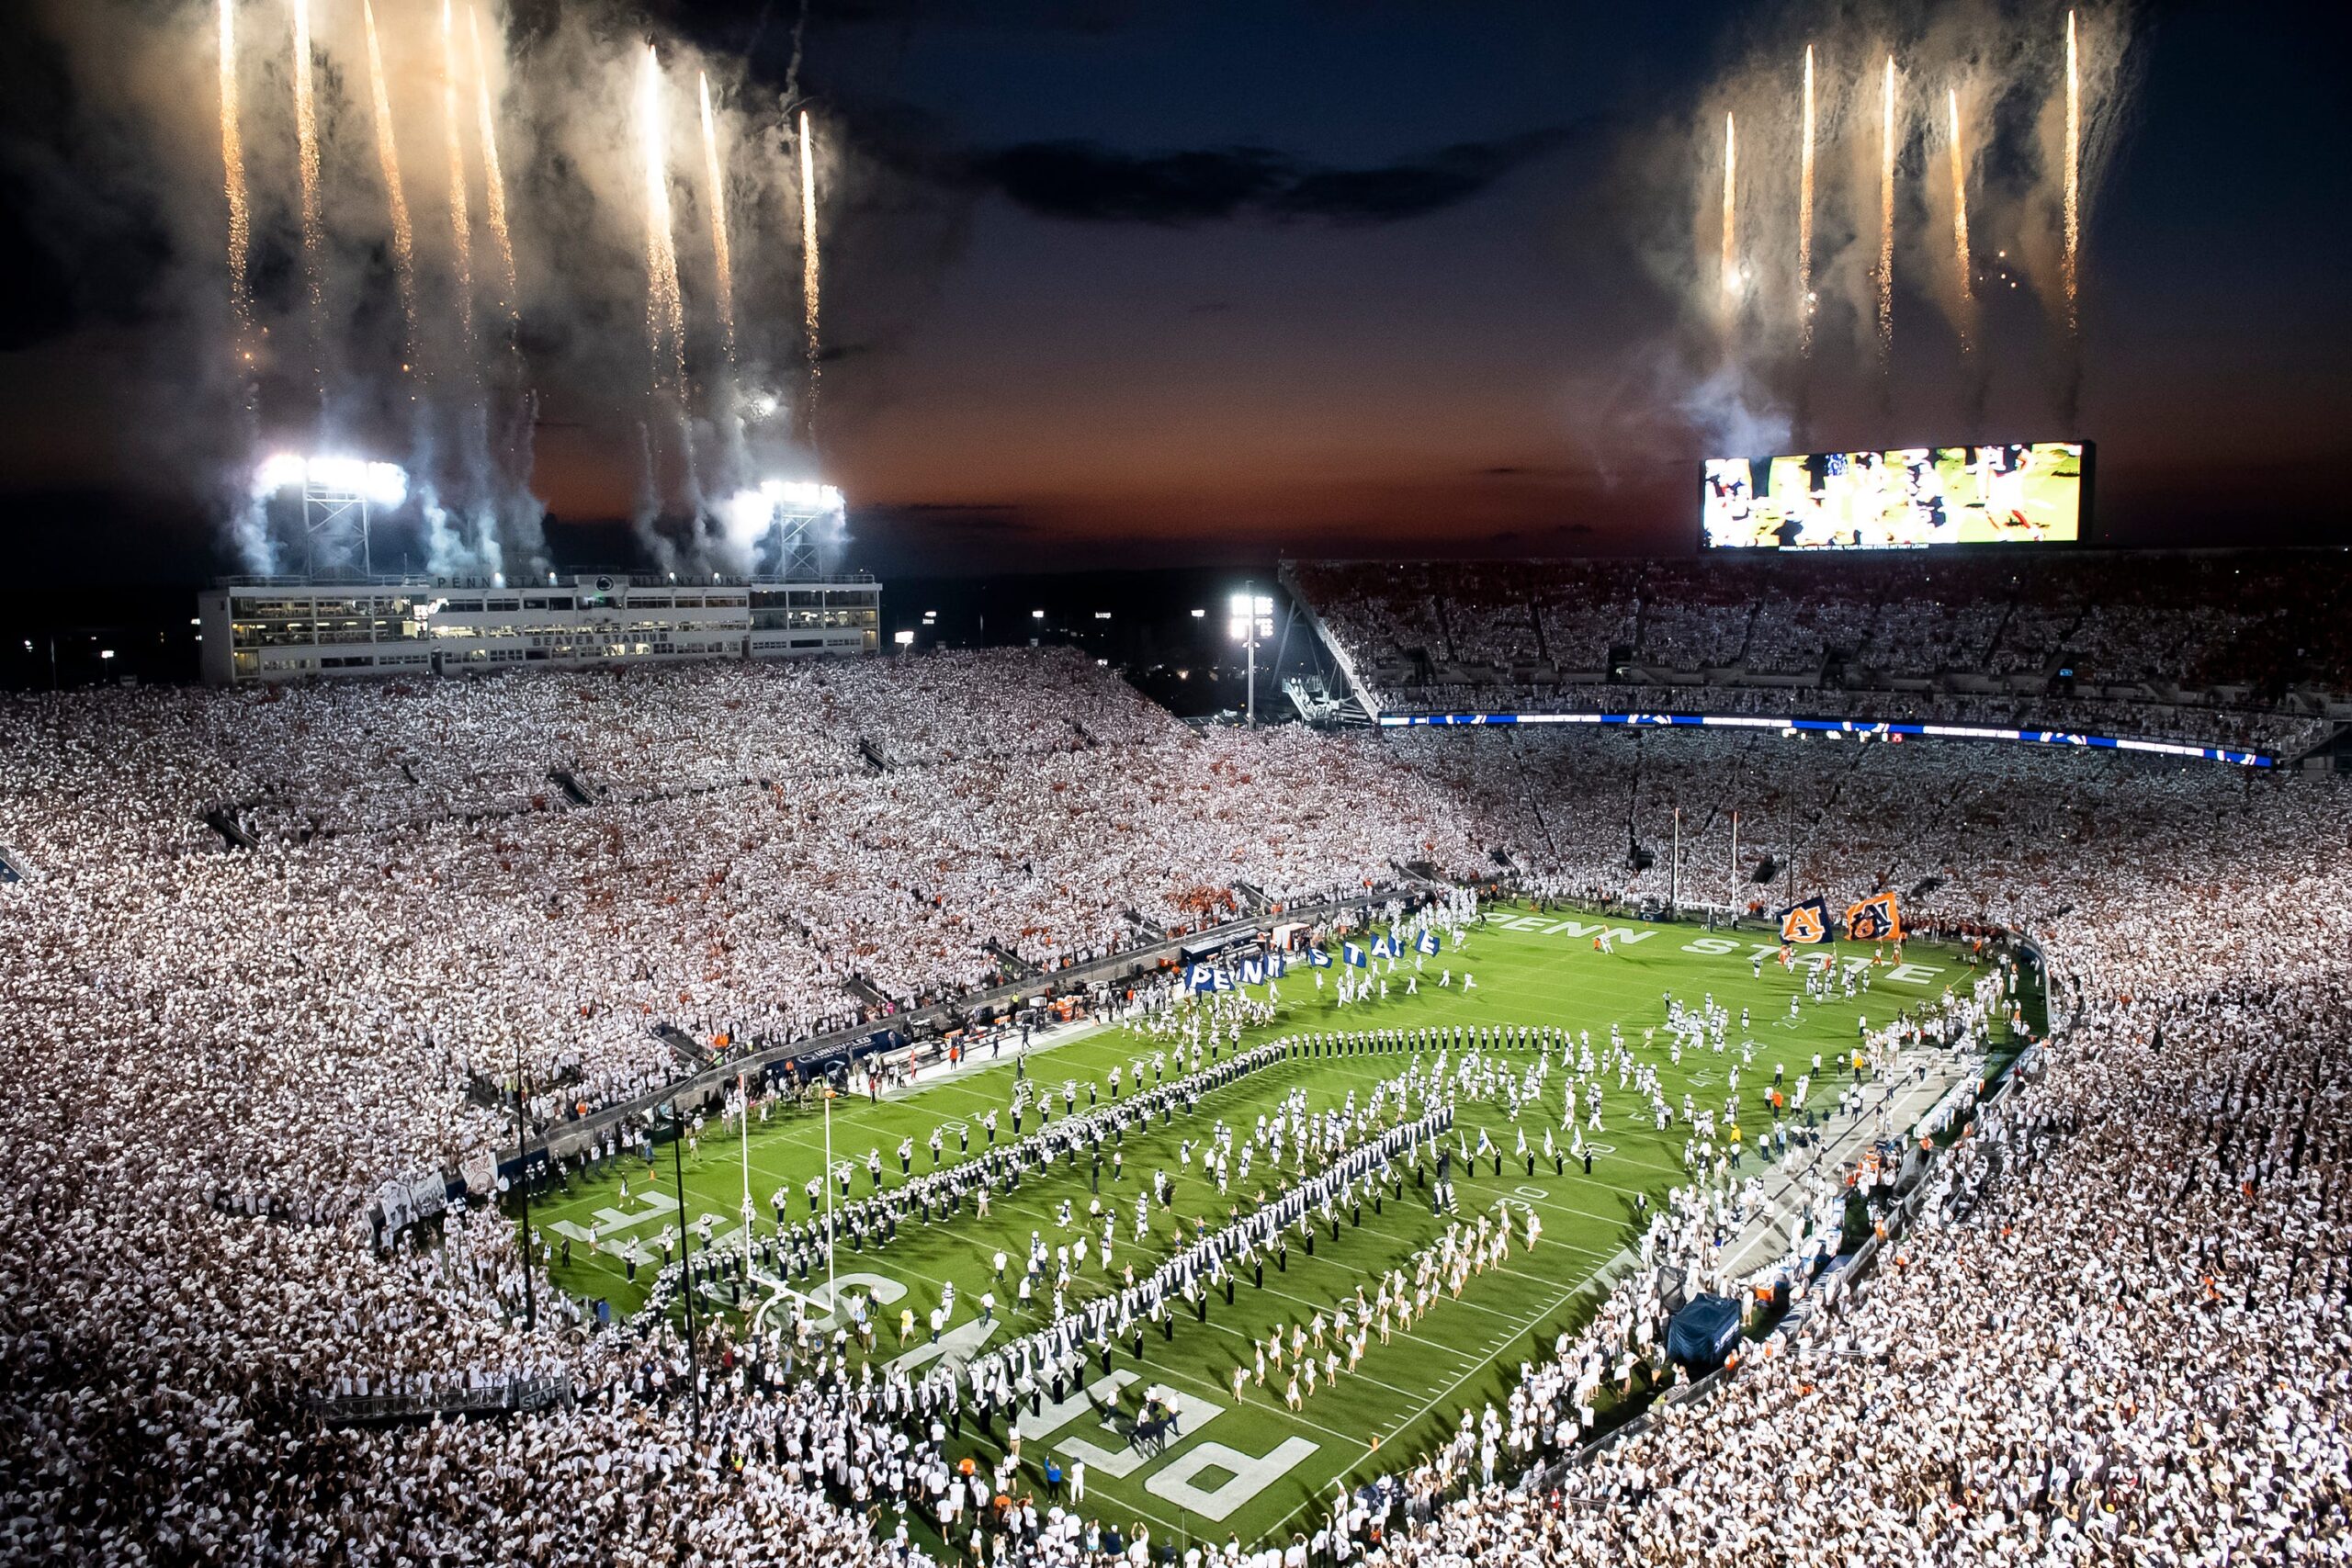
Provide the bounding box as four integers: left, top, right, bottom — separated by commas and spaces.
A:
1228, 587, 1273, 728
254, 454, 408, 577
718, 479, 845, 579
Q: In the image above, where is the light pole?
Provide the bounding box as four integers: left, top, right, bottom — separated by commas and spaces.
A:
510, 1007, 537, 1333
669, 1096, 701, 1434
738, 1067, 753, 1233
1227, 588, 1272, 728
822, 1077, 838, 1312
1670, 804, 1681, 918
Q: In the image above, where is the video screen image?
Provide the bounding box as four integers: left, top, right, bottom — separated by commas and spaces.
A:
1702, 441, 2087, 549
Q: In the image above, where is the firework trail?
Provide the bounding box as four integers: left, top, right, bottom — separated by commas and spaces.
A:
2064, 9, 2080, 336
440, 0, 475, 356
1878, 53, 1895, 364
699, 72, 738, 369
362, 0, 420, 395
1948, 87, 1972, 351
1797, 45, 1815, 355
639, 44, 687, 399
291, 0, 324, 402
799, 108, 821, 428
468, 6, 517, 325
1718, 110, 1736, 327
216, 0, 252, 354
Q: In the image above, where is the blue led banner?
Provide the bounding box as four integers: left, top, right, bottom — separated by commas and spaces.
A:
1375, 710, 2272, 768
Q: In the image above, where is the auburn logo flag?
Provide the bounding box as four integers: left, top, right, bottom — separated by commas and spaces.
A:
1845, 890, 1903, 942
1779, 897, 1831, 944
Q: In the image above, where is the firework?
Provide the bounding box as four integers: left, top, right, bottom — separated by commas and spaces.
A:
1719, 111, 1736, 312
291, 0, 324, 400
1797, 45, 1815, 354
216, 0, 251, 353
469, 6, 517, 324
1948, 87, 1972, 350
1879, 53, 1895, 363
362, 0, 420, 392
639, 44, 687, 399
2064, 9, 2080, 334
699, 73, 737, 369
440, 0, 474, 355
800, 108, 821, 423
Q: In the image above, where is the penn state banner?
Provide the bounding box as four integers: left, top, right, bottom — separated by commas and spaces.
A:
1779, 897, 1831, 944
1845, 889, 1903, 942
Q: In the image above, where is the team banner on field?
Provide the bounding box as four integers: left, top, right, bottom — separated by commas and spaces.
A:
1342, 942, 1368, 968
1308, 946, 1333, 968
1844, 890, 1903, 942
1779, 897, 1831, 944
1417, 929, 1442, 955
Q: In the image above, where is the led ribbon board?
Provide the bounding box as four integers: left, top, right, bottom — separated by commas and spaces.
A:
1376, 710, 2270, 768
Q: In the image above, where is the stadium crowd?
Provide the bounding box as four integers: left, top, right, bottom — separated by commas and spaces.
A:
2, 643, 2348, 1566
1291, 552, 2352, 758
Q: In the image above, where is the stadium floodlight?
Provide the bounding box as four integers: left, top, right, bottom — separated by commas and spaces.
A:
715, 479, 847, 579
253, 452, 409, 577
1031, 609, 1045, 620
1227, 588, 1275, 728
1192, 607, 1206, 618
893, 629, 915, 649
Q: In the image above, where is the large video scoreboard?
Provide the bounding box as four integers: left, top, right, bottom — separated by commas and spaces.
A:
1702, 441, 2091, 550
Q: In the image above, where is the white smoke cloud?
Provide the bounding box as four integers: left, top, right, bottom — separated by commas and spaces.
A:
1637, 0, 2139, 450
20, 0, 856, 579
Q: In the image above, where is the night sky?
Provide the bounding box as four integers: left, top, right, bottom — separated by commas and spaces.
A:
0, 0, 2345, 584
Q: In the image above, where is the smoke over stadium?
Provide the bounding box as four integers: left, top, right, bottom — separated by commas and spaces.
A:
1646, 1, 2138, 453
22, 0, 854, 581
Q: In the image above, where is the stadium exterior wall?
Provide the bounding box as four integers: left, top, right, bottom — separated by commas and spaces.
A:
198, 572, 881, 685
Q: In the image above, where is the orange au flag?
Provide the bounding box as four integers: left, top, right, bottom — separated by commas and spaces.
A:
1779, 897, 1830, 944
1844, 890, 1903, 943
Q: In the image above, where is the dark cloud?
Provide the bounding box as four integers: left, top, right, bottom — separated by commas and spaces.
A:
961, 123, 1594, 227
1268, 129, 1586, 223
975, 143, 1291, 224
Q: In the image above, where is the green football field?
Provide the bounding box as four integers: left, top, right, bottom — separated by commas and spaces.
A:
522, 905, 2020, 1549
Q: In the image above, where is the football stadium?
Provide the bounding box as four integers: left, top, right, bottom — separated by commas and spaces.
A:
4, 2, 2350, 1567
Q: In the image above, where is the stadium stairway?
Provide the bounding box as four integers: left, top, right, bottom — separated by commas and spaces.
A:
1123, 907, 1167, 941
842, 974, 890, 1010
652, 1023, 715, 1070
856, 737, 893, 773
547, 768, 595, 808
1505, 732, 1565, 866
202, 806, 256, 851
981, 938, 1041, 980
